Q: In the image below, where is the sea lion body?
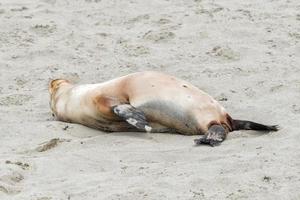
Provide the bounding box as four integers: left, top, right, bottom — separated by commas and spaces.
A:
50, 71, 231, 135
50, 71, 278, 146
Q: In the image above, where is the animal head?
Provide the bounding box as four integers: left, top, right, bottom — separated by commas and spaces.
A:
49, 79, 70, 95
49, 79, 71, 117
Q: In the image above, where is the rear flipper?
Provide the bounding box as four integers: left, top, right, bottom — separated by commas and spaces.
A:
194, 119, 279, 147
232, 119, 279, 131
112, 104, 152, 132
194, 125, 227, 147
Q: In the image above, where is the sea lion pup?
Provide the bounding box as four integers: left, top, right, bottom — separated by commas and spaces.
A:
49, 71, 278, 146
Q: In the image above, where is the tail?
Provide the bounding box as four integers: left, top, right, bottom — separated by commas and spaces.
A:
232, 119, 279, 131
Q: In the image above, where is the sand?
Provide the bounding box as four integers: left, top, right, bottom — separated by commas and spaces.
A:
0, 0, 300, 199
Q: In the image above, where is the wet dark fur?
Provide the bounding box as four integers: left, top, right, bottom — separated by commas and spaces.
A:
232, 119, 279, 131
194, 125, 227, 146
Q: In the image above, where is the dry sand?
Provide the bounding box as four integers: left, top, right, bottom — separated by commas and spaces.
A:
0, 0, 300, 199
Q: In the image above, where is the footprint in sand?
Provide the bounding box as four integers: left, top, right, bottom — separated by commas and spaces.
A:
270, 84, 284, 92
30, 24, 57, 37
292, 105, 300, 114
288, 32, 300, 40
143, 30, 175, 43
206, 46, 240, 61
122, 44, 150, 57
216, 93, 228, 101
10, 7, 28, 12
153, 18, 172, 25
14, 76, 29, 88
126, 14, 150, 24
35, 138, 71, 152
5, 161, 30, 170
244, 87, 256, 98
0, 163, 27, 195
236, 9, 254, 21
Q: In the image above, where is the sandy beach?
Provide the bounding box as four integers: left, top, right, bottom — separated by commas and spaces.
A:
0, 0, 300, 199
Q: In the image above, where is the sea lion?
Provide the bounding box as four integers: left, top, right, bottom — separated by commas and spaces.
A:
49, 71, 278, 146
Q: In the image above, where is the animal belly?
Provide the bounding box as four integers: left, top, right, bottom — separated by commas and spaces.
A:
136, 100, 200, 135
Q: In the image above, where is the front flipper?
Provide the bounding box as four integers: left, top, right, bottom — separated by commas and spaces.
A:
112, 104, 152, 132
194, 125, 227, 147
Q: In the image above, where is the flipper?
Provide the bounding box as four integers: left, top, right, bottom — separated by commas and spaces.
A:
112, 104, 152, 132
232, 119, 279, 131
194, 125, 227, 147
